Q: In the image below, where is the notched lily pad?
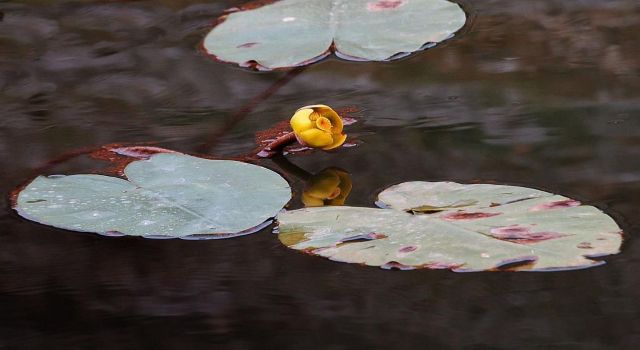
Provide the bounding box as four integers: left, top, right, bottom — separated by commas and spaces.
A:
15, 153, 291, 239
277, 181, 623, 272
203, 0, 467, 70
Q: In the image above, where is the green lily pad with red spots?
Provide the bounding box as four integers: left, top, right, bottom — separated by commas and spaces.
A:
203, 0, 467, 70
277, 182, 623, 272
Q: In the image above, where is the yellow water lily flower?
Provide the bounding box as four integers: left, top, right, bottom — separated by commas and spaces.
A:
290, 105, 347, 150
302, 168, 352, 207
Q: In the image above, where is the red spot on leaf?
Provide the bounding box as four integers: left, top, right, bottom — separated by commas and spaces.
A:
398, 245, 417, 253
367, 0, 405, 11
442, 211, 501, 220
300, 247, 324, 255
237, 42, 259, 48
370, 232, 388, 239
422, 262, 464, 270
577, 242, 593, 249
90, 145, 179, 175
108, 146, 177, 159
102, 231, 125, 237
490, 225, 570, 244
531, 199, 581, 211
382, 261, 464, 271
341, 117, 358, 126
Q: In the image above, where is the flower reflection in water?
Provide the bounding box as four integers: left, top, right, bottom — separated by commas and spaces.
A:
302, 167, 352, 207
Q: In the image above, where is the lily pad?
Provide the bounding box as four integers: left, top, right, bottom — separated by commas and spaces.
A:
277, 182, 623, 271
15, 153, 291, 239
203, 0, 467, 69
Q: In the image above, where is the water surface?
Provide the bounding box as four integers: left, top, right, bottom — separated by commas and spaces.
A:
1, 0, 639, 348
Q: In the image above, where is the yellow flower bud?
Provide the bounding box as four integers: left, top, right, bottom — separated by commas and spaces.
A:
302, 168, 352, 207
290, 105, 347, 151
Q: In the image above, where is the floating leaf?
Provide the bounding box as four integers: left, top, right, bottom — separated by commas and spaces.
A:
277, 182, 622, 271
15, 153, 291, 239
203, 0, 467, 69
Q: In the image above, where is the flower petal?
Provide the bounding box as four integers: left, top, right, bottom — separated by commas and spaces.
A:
322, 133, 347, 150
299, 105, 343, 132
290, 108, 315, 134
299, 129, 333, 148
318, 107, 343, 134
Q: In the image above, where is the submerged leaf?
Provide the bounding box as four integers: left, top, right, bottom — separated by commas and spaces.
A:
15, 153, 291, 239
203, 0, 467, 69
277, 182, 623, 271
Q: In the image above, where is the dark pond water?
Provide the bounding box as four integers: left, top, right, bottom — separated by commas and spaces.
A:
1, 0, 640, 348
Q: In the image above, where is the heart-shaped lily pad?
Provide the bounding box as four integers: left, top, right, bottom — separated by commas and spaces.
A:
203, 0, 467, 69
15, 153, 291, 239
277, 182, 623, 271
